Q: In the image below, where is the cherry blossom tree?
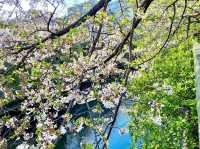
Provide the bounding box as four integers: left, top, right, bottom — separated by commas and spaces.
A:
0, 0, 199, 148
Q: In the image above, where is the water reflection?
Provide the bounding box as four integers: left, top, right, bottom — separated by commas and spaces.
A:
56, 102, 133, 149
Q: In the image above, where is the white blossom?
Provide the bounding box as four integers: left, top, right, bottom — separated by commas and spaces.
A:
16, 143, 30, 149
60, 125, 67, 134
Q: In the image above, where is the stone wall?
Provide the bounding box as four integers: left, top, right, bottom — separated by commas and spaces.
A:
193, 41, 200, 146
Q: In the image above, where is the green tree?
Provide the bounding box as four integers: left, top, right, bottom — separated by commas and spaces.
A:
128, 41, 198, 148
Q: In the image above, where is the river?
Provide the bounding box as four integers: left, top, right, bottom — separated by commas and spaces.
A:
55, 100, 134, 149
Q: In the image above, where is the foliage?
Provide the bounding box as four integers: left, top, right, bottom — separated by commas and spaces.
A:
83, 143, 94, 149
128, 41, 198, 148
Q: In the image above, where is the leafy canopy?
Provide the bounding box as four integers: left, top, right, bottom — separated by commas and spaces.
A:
128, 40, 198, 148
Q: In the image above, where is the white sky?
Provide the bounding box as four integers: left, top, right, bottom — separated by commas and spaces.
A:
0, 0, 90, 19
1, 0, 89, 11
0, 0, 118, 20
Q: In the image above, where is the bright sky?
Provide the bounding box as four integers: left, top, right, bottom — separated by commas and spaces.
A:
0, 0, 118, 20
1, 0, 89, 11
0, 0, 90, 19
65, 0, 89, 6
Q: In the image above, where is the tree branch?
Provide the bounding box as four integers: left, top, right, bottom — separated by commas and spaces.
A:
104, 0, 154, 64
7, 0, 112, 54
